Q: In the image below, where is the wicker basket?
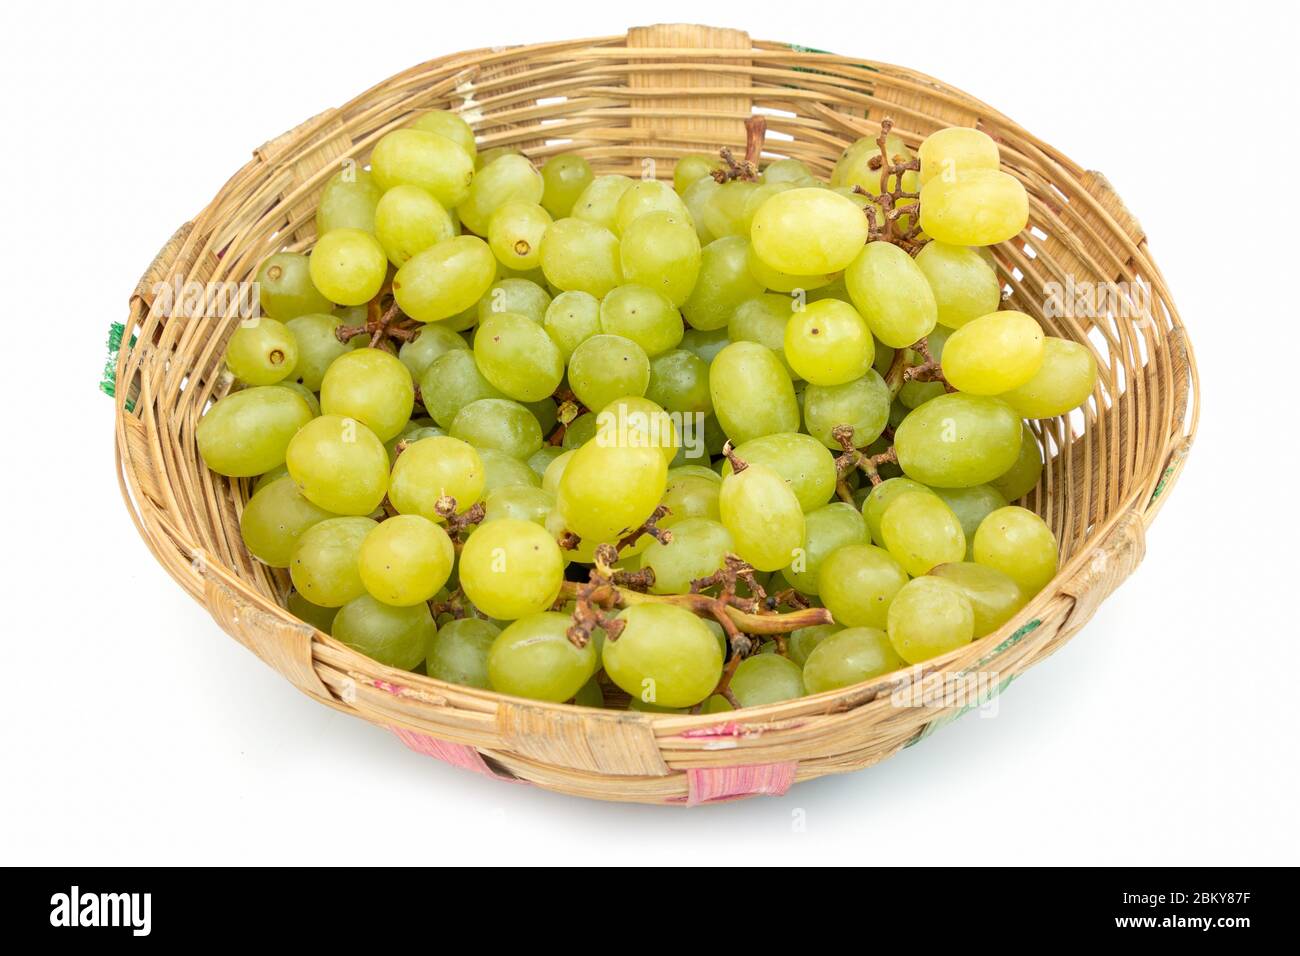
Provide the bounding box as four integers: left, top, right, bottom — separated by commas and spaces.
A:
112, 24, 1198, 805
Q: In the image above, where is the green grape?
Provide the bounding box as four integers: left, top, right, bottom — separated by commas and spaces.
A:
319, 348, 414, 441
782, 501, 867, 595
917, 127, 1000, 187
289, 516, 377, 607
461, 519, 565, 620
764, 157, 816, 186
746, 243, 838, 294
932, 484, 1007, 559
930, 562, 1026, 638
561, 413, 597, 450
386, 424, 442, 463
990, 423, 1043, 502
477, 277, 552, 325
817, 543, 909, 629
783, 299, 874, 386
393, 236, 496, 322
287, 590, 338, 632
315, 167, 382, 235
614, 179, 691, 235
459, 154, 543, 236
702, 179, 757, 239
450, 398, 543, 460
226, 317, 298, 386
731, 654, 805, 707
488, 612, 598, 702
999, 337, 1098, 418
680, 326, 731, 364
370, 128, 475, 208
572, 175, 634, 230
473, 311, 565, 402
285, 314, 363, 390
660, 473, 721, 527
832, 132, 916, 193
539, 217, 623, 297
619, 210, 701, 306
388, 435, 484, 520
641, 517, 733, 594
397, 323, 468, 380
475, 145, 520, 170
574, 677, 605, 708
557, 437, 667, 542
973, 506, 1058, 595
487, 201, 551, 271
597, 395, 679, 466
942, 311, 1045, 395
482, 484, 555, 527
373, 184, 455, 267
739, 181, 794, 235
409, 110, 477, 161
540, 154, 594, 219
864, 477, 935, 544
719, 461, 805, 572
788, 623, 841, 668
721, 432, 837, 512
915, 241, 1002, 329
845, 241, 938, 348
567, 334, 650, 411
253, 462, 290, 495
543, 290, 600, 360
673, 154, 721, 193
729, 293, 799, 378
240, 475, 335, 568
920, 169, 1029, 246
647, 349, 711, 415
426, 618, 499, 689
879, 491, 966, 576
358, 514, 454, 606
418, 348, 503, 428
603, 604, 723, 708
887, 576, 974, 664
894, 393, 1022, 487
197, 386, 313, 477
709, 342, 799, 445
308, 228, 387, 306
598, 284, 684, 357
285, 415, 389, 515
802, 370, 890, 449
873, 341, 897, 377
478, 447, 542, 493
803, 626, 904, 694
437, 303, 480, 332
681, 236, 764, 331
899, 379, 946, 409
750, 187, 869, 275
682, 176, 720, 243
332, 594, 432, 670
527, 445, 565, 481
257, 252, 333, 321
274, 384, 319, 422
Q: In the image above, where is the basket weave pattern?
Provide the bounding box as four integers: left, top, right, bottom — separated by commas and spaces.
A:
113, 24, 1198, 804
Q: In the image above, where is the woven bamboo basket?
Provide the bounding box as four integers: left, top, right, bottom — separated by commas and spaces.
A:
112, 24, 1198, 805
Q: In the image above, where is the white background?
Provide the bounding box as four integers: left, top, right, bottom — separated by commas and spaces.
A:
1, 0, 1296, 865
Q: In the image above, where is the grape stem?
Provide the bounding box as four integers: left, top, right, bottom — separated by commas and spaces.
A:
616, 505, 673, 552
855, 117, 927, 254
547, 386, 588, 445
334, 297, 420, 351
831, 424, 898, 488
711, 116, 767, 183
900, 336, 954, 391
433, 495, 486, 539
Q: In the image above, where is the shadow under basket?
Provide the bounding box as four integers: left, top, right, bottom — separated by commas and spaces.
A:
112, 24, 1199, 806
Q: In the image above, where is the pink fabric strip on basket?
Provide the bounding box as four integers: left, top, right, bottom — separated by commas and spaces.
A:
390, 726, 508, 780
684, 762, 798, 806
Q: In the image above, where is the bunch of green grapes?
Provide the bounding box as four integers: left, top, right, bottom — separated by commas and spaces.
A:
198, 114, 1095, 710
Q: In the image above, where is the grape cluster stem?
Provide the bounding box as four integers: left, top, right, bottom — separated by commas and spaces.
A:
855, 117, 926, 254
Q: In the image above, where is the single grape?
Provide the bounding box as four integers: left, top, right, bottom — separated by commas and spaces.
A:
574, 677, 605, 708
488, 612, 598, 702
450, 398, 544, 460
527, 445, 565, 481
914, 241, 1002, 329
482, 484, 555, 527
567, 334, 650, 412
782, 501, 867, 595
460, 154, 544, 236
488, 201, 552, 271
356, 514, 454, 607
543, 290, 601, 360
197, 386, 314, 477
817, 543, 909, 629
289, 516, 377, 607
370, 128, 475, 208
473, 311, 565, 402
461, 519, 565, 620
645, 349, 712, 417
285, 313, 363, 390
318, 347, 413, 442
919, 169, 1029, 247
409, 110, 477, 161
803, 627, 905, 694
930, 561, 1026, 638
287, 590, 338, 633
603, 603, 723, 708
540, 448, 572, 493
572, 174, 634, 230
308, 228, 387, 306
720, 432, 837, 513
597, 395, 679, 465
973, 506, 1058, 595
990, 423, 1044, 502
393, 236, 496, 322
942, 311, 1045, 395
598, 284, 684, 357
763, 157, 817, 186
861, 477, 937, 545
719, 460, 805, 572
475, 145, 520, 169
641, 517, 733, 594
917, 127, 1000, 186
539, 217, 623, 297
619, 210, 701, 305
226, 317, 298, 386
746, 242, 838, 294
476, 277, 552, 325
332, 594, 432, 670
899, 379, 946, 409
750, 187, 869, 275
832, 132, 916, 194
240, 475, 335, 568
257, 251, 333, 320
802, 370, 890, 449
418, 348, 504, 428
673, 154, 721, 193
396, 323, 468, 381
729, 293, 799, 379
879, 491, 967, 576
315, 167, 382, 235
388, 435, 485, 520
556, 437, 667, 542
845, 241, 938, 348
783, 299, 874, 386
373, 184, 455, 267
659, 473, 721, 527
425, 618, 500, 689
894, 393, 1023, 487
540, 154, 594, 218
561, 413, 598, 450
788, 623, 842, 668
709, 342, 800, 445
614, 179, 691, 234
680, 326, 732, 364
703, 179, 758, 238
731, 654, 805, 707
932, 484, 1008, 559
999, 337, 1098, 418
285, 415, 389, 515
479, 447, 542, 493
682, 175, 720, 243
887, 576, 975, 664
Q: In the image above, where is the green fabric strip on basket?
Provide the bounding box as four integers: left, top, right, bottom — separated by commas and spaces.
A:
100, 321, 136, 413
